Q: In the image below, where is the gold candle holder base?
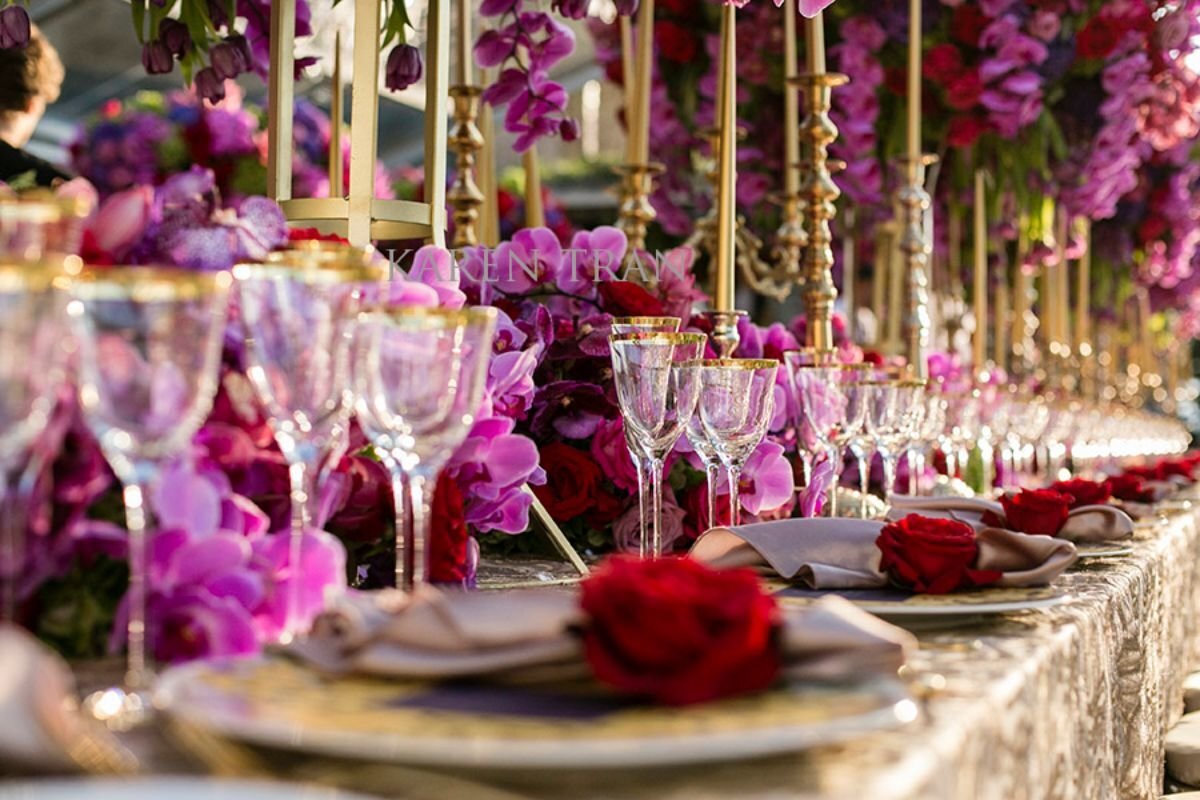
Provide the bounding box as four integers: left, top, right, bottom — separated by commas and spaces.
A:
448, 85, 486, 249
895, 153, 938, 380
615, 161, 665, 266
793, 72, 849, 352
701, 309, 747, 358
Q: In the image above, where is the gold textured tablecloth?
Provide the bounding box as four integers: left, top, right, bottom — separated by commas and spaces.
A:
89, 504, 1200, 800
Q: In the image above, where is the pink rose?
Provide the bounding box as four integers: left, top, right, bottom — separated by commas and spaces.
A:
590, 417, 640, 493
90, 186, 153, 257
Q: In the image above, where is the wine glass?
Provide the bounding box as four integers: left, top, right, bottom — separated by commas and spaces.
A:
686, 407, 725, 535
695, 359, 778, 528
0, 263, 68, 618
791, 363, 869, 516
68, 267, 231, 719
783, 349, 836, 484
353, 306, 496, 591
609, 332, 705, 557
234, 251, 384, 641
611, 317, 681, 335
863, 380, 925, 508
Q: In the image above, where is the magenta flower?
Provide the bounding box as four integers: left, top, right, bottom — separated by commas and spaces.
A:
737, 440, 795, 516
248, 527, 346, 642
385, 44, 423, 92
589, 417, 639, 493
90, 186, 153, 259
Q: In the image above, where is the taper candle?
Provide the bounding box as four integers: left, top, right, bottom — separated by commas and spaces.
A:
632, 0, 655, 166
994, 262, 1009, 370
621, 16, 636, 165
805, 11, 825, 74
456, 0, 471, 86
328, 30, 343, 198
524, 148, 544, 228
713, 2, 737, 312
1076, 219, 1090, 350
906, 0, 921, 161
972, 170, 987, 370
842, 205, 857, 340
784, 0, 800, 196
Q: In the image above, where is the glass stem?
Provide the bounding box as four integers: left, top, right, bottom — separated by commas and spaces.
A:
705, 461, 720, 532
916, 450, 928, 496
798, 450, 813, 486
285, 459, 318, 643
635, 454, 652, 558
881, 450, 897, 506
728, 464, 742, 528
826, 446, 840, 518
858, 448, 872, 518
906, 449, 917, 496
649, 458, 664, 558
386, 462, 410, 591
121, 473, 152, 690
408, 473, 433, 589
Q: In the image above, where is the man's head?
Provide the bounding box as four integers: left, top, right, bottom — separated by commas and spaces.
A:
0, 25, 64, 148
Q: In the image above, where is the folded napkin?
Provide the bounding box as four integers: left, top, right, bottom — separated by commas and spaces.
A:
886, 494, 1134, 543
292, 586, 914, 684
691, 517, 1076, 590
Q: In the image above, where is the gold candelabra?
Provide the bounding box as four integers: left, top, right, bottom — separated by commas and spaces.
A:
896, 154, 936, 379
448, 85, 486, 248
794, 72, 848, 351
615, 162, 664, 273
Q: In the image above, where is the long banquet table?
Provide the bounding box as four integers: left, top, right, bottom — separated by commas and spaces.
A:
77, 501, 1200, 800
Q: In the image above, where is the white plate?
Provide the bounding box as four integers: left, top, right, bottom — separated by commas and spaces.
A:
156, 658, 916, 770
0, 778, 373, 800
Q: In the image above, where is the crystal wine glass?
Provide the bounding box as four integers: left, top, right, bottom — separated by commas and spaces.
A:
863, 380, 925, 508
234, 251, 384, 640
783, 348, 836, 484
609, 332, 705, 556
353, 306, 497, 590
791, 363, 869, 516
69, 267, 231, 718
695, 359, 778, 528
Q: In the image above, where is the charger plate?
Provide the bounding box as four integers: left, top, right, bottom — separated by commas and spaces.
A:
770, 583, 1069, 619
0, 778, 371, 800
156, 657, 916, 770
1075, 542, 1135, 560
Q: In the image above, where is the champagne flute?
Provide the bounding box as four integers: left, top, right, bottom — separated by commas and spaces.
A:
609, 332, 705, 556
69, 267, 231, 720
695, 359, 778, 527
353, 306, 496, 591
234, 251, 384, 641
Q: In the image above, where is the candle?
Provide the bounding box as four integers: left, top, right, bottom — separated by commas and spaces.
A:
1054, 209, 1069, 351
328, 30, 343, 199
713, 2, 737, 312
842, 206, 856, 341
621, 16, 636, 164
784, 0, 800, 196
631, 0, 655, 166
994, 263, 1009, 370
906, 0, 921, 161
477, 68, 499, 246
805, 11, 825, 75
972, 170, 987, 370
456, 0, 471, 86
872, 222, 893, 344
524, 148, 544, 229
1076, 219, 1090, 350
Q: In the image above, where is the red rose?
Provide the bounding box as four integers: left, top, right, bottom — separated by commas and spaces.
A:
1158, 458, 1197, 481
945, 70, 984, 111
531, 442, 603, 521
580, 556, 781, 705
597, 280, 667, 317
655, 20, 698, 63
1121, 464, 1160, 481
659, 0, 690, 14
325, 455, 394, 544
923, 43, 965, 84
947, 114, 989, 147
287, 227, 350, 245
585, 488, 625, 529
876, 515, 1001, 594
1076, 17, 1120, 60
1109, 473, 1155, 503
1138, 215, 1169, 244
1048, 478, 1112, 509
998, 489, 1073, 536
429, 471, 473, 584
951, 4, 991, 46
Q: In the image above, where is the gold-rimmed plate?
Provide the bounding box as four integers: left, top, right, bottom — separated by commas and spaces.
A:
157, 657, 916, 770
770, 582, 1069, 619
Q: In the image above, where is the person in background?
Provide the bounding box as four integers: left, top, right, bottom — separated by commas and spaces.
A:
0, 21, 71, 187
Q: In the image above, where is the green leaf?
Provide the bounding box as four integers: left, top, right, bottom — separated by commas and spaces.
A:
131, 0, 147, 44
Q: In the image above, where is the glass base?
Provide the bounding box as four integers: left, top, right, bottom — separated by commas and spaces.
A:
83, 686, 152, 732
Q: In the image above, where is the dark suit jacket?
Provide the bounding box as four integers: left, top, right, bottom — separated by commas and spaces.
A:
0, 139, 72, 187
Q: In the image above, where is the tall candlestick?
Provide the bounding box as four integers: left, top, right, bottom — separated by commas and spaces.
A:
784, 0, 800, 196
805, 12, 825, 74
621, 16, 636, 165
524, 148, 544, 228
456, 0, 471, 86
906, 0, 921, 161
714, 2, 737, 312
631, 0, 655, 166
972, 170, 987, 370
1076, 219, 1091, 351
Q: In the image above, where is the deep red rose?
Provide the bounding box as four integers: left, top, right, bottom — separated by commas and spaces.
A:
1109, 473, 1155, 503
287, 227, 350, 245
923, 43, 965, 84
325, 455, 394, 544
597, 280, 667, 317
1076, 17, 1121, 60
1121, 464, 1161, 481
579, 556, 781, 705
1158, 459, 1197, 481
1138, 214, 1169, 244
951, 4, 991, 46
531, 442, 603, 521
947, 114, 989, 147
655, 20, 698, 63
659, 0, 690, 14
429, 471, 472, 584
876, 515, 1001, 594
585, 488, 625, 529
998, 489, 1073, 536
945, 70, 984, 111
884, 66, 908, 97
1049, 478, 1112, 509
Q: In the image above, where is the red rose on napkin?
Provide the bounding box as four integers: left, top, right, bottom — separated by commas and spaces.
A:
579, 556, 781, 706
996, 489, 1073, 536
1049, 478, 1111, 509
532, 442, 602, 521
1109, 473, 1155, 503
876, 515, 1001, 594
1158, 458, 1197, 481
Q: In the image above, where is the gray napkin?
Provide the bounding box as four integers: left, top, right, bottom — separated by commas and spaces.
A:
291, 586, 914, 683
690, 517, 1077, 590
886, 494, 1134, 543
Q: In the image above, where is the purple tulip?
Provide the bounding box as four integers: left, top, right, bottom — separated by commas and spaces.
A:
558, 118, 580, 142
226, 34, 253, 70
209, 40, 247, 80
384, 44, 422, 92
158, 18, 191, 58
0, 5, 30, 49
194, 67, 225, 103
551, 0, 589, 19
141, 41, 173, 75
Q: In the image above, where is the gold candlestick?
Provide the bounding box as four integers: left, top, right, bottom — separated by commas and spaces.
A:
615, 162, 663, 261
793, 71, 848, 350
701, 309, 748, 359
897, 154, 936, 379
447, 85, 485, 248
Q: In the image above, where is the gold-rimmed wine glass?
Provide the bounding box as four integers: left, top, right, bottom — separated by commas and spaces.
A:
609, 332, 705, 557
68, 267, 232, 721
353, 305, 497, 591
790, 362, 870, 516
610, 317, 681, 335
863, 379, 927, 510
